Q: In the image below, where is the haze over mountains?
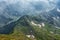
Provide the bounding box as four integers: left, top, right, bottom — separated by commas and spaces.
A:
0, 0, 60, 27
0, 0, 60, 40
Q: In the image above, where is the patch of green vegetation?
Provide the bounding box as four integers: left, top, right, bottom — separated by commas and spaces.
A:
31, 23, 60, 40
0, 26, 31, 40
0, 15, 60, 40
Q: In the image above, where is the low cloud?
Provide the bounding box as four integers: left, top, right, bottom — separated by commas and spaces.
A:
0, 0, 59, 17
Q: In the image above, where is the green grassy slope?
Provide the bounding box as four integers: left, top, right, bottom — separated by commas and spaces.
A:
0, 15, 60, 40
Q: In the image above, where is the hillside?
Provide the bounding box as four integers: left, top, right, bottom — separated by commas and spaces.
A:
0, 15, 60, 40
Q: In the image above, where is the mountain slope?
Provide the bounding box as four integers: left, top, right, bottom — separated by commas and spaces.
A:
0, 15, 60, 40
0, 15, 32, 40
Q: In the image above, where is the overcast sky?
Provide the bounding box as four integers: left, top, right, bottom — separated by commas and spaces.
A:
0, 0, 60, 15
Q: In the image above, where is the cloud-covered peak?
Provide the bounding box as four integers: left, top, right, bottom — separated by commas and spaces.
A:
0, 0, 60, 27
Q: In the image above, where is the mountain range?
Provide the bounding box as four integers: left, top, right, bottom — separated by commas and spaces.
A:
0, 15, 60, 40
0, 0, 60, 40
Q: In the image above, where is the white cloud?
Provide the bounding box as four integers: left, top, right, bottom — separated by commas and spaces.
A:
57, 8, 60, 12
0, 0, 58, 14
49, 0, 54, 1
